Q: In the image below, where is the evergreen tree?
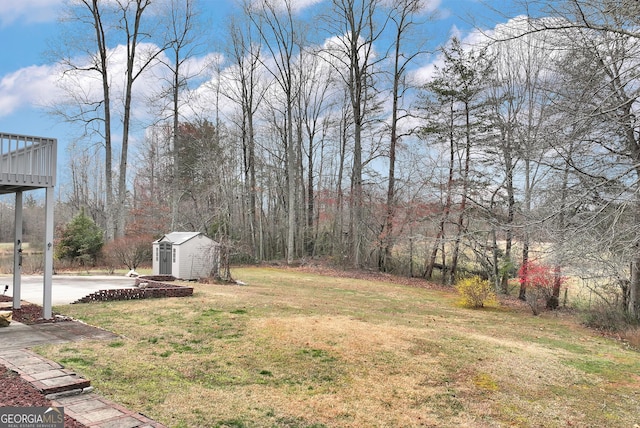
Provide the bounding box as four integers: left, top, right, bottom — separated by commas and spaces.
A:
56, 209, 104, 265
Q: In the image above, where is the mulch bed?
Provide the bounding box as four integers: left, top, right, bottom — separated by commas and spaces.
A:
0, 295, 70, 325
0, 366, 87, 428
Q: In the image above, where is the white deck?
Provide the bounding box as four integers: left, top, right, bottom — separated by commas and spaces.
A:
0, 133, 56, 194
1, 132, 57, 319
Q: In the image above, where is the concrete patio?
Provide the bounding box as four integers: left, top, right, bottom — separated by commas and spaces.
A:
0, 275, 137, 305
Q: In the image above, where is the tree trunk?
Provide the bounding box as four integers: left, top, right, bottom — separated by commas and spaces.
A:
449, 101, 472, 285
629, 191, 640, 319
425, 100, 455, 279
307, 132, 315, 256
548, 145, 573, 309
286, 102, 296, 265
630, 254, 640, 319
351, 88, 363, 268
501, 131, 515, 293
328, 0, 380, 268
171, 51, 181, 231
519, 157, 532, 301
380, 22, 402, 272
491, 223, 501, 292
248, 112, 258, 259
247, 0, 299, 265
87, 0, 115, 241
334, 105, 348, 260
380, 0, 423, 273
117, 0, 153, 239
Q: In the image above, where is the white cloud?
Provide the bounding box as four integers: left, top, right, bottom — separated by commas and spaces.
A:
0, 64, 63, 117
411, 15, 574, 90
289, 0, 324, 12
410, 17, 516, 85
186, 53, 262, 123
0, 38, 233, 135
183, 53, 226, 84
248, 0, 325, 14
0, 0, 62, 26
380, 0, 441, 14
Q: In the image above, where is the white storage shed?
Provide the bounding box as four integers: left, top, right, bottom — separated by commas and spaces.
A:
152, 232, 219, 280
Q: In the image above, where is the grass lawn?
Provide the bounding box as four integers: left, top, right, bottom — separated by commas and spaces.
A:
38, 267, 640, 427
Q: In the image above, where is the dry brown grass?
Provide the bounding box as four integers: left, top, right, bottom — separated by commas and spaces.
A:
37, 267, 640, 427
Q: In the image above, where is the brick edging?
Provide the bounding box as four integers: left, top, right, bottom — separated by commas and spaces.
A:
73, 276, 193, 304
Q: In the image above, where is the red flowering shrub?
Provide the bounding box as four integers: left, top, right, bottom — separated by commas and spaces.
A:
518, 260, 565, 315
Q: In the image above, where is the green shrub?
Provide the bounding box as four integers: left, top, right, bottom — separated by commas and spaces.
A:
455, 276, 498, 308
55, 209, 104, 266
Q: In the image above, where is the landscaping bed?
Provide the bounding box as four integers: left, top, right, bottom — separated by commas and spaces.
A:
0, 295, 69, 325
0, 367, 87, 428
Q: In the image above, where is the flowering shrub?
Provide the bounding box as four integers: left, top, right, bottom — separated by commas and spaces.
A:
518, 260, 565, 315
456, 276, 498, 308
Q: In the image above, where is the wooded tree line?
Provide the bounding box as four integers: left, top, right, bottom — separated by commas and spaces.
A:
14, 0, 640, 320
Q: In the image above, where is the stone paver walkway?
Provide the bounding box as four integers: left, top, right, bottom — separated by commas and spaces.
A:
53, 393, 162, 428
0, 321, 166, 428
0, 349, 90, 396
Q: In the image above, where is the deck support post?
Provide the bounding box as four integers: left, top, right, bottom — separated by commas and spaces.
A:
43, 186, 55, 320
12, 191, 23, 310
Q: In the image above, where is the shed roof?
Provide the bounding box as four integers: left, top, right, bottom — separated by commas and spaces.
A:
154, 232, 212, 245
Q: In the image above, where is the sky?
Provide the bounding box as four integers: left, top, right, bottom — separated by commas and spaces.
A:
0, 0, 524, 180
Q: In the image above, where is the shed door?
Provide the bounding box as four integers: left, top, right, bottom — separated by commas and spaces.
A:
159, 242, 172, 275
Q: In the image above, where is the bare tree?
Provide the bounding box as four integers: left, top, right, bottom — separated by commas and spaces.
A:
54, 0, 116, 239
151, 0, 205, 231
115, 0, 167, 238
223, 14, 267, 260
67, 142, 106, 224
482, 20, 557, 294
296, 50, 336, 256
130, 125, 173, 235
378, 0, 428, 272
323, 0, 385, 267
516, 0, 640, 317
248, 0, 304, 265
54, 0, 166, 240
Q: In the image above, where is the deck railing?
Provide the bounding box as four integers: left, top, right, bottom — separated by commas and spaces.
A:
0, 133, 57, 188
